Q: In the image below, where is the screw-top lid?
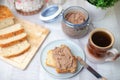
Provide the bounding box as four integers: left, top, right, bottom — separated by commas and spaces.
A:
39, 5, 62, 22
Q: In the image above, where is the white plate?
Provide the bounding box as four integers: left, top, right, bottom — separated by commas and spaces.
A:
40, 40, 85, 79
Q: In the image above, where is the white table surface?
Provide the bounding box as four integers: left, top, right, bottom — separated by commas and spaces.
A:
0, 0, 120, 80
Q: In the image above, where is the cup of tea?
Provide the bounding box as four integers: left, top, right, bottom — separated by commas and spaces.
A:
85, 28, 120, 63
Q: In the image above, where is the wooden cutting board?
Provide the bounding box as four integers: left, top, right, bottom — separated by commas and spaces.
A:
0, 18, 50, 70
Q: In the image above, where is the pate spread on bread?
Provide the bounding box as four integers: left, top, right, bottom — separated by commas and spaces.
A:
46, 45, 77, 73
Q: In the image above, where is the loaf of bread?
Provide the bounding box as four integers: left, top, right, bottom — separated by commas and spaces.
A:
0, 5, 14, 29
46, 45, 77, 73
0, 23, 31, 58
0, 40, 30, 58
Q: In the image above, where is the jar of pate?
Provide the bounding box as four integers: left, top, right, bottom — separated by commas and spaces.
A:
62, 6, 89, 39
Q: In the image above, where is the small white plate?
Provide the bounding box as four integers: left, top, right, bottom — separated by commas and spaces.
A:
40, 40, 85, 79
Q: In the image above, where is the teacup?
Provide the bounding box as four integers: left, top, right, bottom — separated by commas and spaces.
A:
85, 28, 120, 63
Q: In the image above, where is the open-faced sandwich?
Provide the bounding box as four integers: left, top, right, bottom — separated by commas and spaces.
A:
46, 45, 77, 73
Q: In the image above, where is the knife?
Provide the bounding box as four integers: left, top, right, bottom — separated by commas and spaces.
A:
77, 56, 107, 80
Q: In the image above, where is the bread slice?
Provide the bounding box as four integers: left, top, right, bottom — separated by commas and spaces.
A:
46, 50, 56, 68
46, 45, 77, 73
0, 5, 14, 29
0, 40, 30, 58
0, 33, 27, 47
0, 24, 24, 39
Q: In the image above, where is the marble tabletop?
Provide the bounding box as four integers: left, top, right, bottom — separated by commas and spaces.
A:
0, 0, 120, 80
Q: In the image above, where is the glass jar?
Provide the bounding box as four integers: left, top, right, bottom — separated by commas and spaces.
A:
62, 6, 89, 39
14, 0, 44, 15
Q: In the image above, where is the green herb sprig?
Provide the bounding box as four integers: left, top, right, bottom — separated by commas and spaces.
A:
87, 0, 119, 9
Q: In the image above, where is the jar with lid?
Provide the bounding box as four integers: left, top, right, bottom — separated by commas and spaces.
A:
14, 0, 44, 15
62, 6, 89, 39
39, 5, 90, 38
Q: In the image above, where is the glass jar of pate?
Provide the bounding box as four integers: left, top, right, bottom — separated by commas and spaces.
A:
62, 6, 89, 39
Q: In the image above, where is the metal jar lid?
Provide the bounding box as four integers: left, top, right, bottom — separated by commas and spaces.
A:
39, 5, 62, 22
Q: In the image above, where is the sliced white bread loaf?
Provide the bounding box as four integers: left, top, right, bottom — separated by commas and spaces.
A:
0, 33, 27, 47
0, 24, 24, 39
0, 40, 30, 58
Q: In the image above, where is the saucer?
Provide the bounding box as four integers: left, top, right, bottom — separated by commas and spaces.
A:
40, 39, 85, 79
84, 46, 106, 63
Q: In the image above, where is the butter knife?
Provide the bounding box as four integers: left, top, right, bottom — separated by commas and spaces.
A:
77, 56, 107, 80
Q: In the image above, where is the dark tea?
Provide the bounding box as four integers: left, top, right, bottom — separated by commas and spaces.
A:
92, 31, 111, 47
